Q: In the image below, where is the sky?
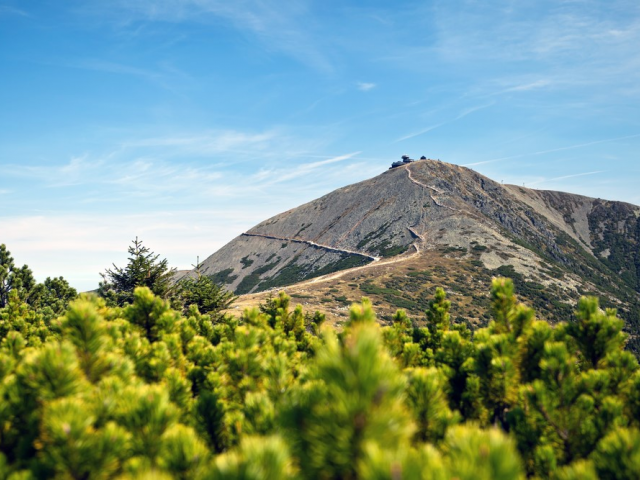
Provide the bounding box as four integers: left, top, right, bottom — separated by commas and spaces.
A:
1, 0, 640, 291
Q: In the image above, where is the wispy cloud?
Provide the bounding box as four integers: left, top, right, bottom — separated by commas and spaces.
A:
464, 133, 640, 167
366, 1, 640, 109
529, 171, 604, 186
395, 103, 494, 142
1, 126, 366, 208
357, 82, 376, 92
251, 152, 361, 186
0, 5, 28, 16
491, 79, 553, 95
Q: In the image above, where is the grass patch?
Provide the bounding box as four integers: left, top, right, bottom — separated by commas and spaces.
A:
407, 270, 432, 279
443, 246, 467, 254
291, 293, 312, 299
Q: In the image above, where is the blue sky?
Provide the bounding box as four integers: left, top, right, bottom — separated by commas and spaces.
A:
1, 0, 640, 290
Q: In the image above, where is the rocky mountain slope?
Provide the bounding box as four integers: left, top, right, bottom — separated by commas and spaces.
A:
196, 159, 640, 351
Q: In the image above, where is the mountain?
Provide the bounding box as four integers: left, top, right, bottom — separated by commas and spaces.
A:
197, 159, 640, 351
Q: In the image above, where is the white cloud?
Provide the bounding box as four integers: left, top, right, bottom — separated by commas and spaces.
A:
357, 82, 376, 92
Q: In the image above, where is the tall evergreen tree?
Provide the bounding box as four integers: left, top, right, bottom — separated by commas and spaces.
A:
98, 237, 176, 306
177, 259, 235, 318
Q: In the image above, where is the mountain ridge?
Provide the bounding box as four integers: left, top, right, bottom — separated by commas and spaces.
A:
195, 159, 640, 351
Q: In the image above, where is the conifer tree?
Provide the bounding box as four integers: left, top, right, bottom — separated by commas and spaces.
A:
0, 244, 38, 307
0, 243, 15, 307
177, 265, 235, 318
98, 237, 176, 306
0, 244, 77, 315
178, 275, 235, 315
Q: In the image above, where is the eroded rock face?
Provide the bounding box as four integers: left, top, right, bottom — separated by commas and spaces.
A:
197, 160, 640, 302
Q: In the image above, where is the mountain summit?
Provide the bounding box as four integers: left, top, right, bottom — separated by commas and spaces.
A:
198, 159, 640, 349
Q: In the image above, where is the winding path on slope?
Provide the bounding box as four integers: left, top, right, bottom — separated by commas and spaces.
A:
406, 162, 484, 222
239, 230, 422, 290
405, 163, 459, 212
241, 232, 380, 261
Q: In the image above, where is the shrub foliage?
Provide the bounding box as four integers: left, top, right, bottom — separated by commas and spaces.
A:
0, 245, 639, 478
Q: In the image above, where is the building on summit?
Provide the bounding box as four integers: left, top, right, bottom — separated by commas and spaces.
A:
390, 154, 419, 169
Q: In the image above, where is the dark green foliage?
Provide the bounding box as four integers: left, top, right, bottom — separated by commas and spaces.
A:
235, 260, 282, 294
240, 256, 254, 269
209, 268, 237, 286
0, 245, 77, 329
177, 275, 235, 318
372, 239, 409, 257
254, 259, 307, 292
0, 244, 40, 308
311, 254, 371, 276
235, 274, 261, 295
253, 254, 371, 294
0, 243, 15, 307
98, 237, 176, 306
360, 279, 416, 309
356, 222, 390, 249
